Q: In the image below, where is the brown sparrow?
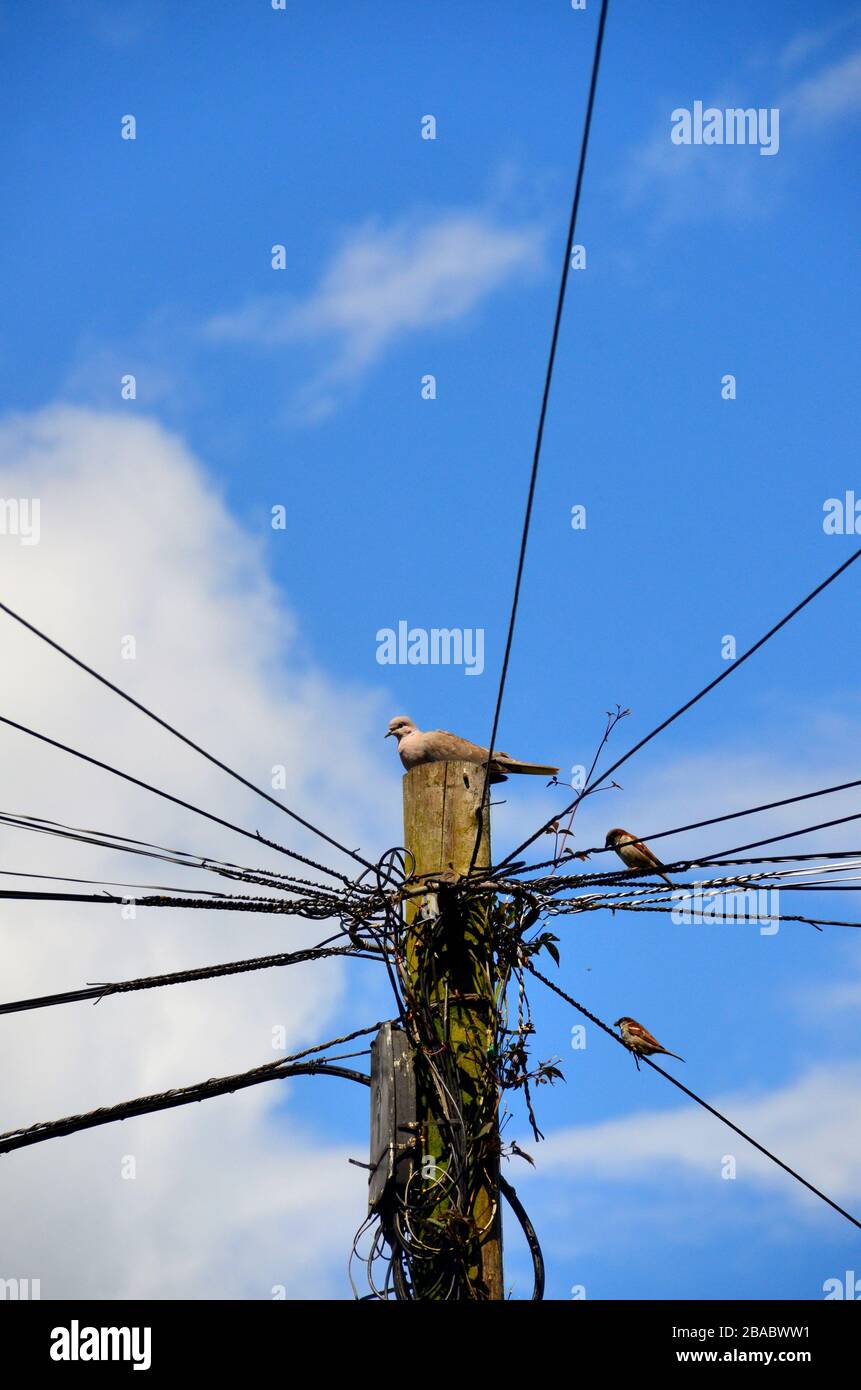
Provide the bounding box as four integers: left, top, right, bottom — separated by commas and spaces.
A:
615, 1015, 685, 1069
605, 827, 673, 886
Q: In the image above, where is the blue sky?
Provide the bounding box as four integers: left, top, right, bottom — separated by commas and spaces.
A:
0, 0, 860, 1299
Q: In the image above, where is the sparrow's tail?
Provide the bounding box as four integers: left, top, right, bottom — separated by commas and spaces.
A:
660, 872, 674, 888
658, 1048, 685, 1062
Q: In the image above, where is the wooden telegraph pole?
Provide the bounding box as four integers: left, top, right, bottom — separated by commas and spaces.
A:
402, 760, 503, 1299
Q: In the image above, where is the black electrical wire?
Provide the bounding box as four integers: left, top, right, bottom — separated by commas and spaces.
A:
0, 943, 377, 1017
0, 598, 375, 874
499, 1173, 545, 1300
0, 807, 363, 899
470, 0, 610, 874
527, 964, 861, 1234
0, 868, 239, 895
0, 808, 266, 879
700, 811, 861, 866
0, 711, 354, 884
0, 809, 252, 881
387, 1182, 538, 1303
0, 1063, 370, 1156
0, 1022, 386, 1156
499, 546, 861, 871
0, 887, 324, 911
494, 775, 861, 878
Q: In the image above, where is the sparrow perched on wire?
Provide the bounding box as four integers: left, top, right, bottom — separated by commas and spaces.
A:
605, 827, 673, 886
614, 1016, 685, 1069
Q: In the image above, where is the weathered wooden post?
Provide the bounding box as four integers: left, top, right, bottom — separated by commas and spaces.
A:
401, 759, 503, 1299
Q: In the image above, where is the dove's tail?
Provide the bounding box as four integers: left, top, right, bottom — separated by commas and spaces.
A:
492, 759, 560, 776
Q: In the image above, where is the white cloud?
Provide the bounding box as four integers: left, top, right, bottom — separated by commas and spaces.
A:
2, 408, 858, 1295
778, 11, 861, 71
206, 210, 543, 417
784, 49, 861, 125
535, 1064, 861, 1205
621, 33, 861, 229
803, 956, 861, 1014
61, 0, 162, 49
619, 117, 777, 230
0, 405, 398, 1297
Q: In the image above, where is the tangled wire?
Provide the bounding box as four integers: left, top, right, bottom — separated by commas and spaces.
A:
3, 804, 859, 1299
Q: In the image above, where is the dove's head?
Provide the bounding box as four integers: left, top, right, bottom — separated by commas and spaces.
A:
386, 715, 417, 742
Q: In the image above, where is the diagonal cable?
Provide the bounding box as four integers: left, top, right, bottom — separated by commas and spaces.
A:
499, 547, 861, 871
0, 598, 374, 873
0, 711, 354, 884
527, 964, 861, 1232
470, 0, 610, 873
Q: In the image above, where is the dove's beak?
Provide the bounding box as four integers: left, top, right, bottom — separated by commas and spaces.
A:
384, 730, 394, 739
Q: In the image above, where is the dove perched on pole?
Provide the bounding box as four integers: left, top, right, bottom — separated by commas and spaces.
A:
386, 716, 559, 784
